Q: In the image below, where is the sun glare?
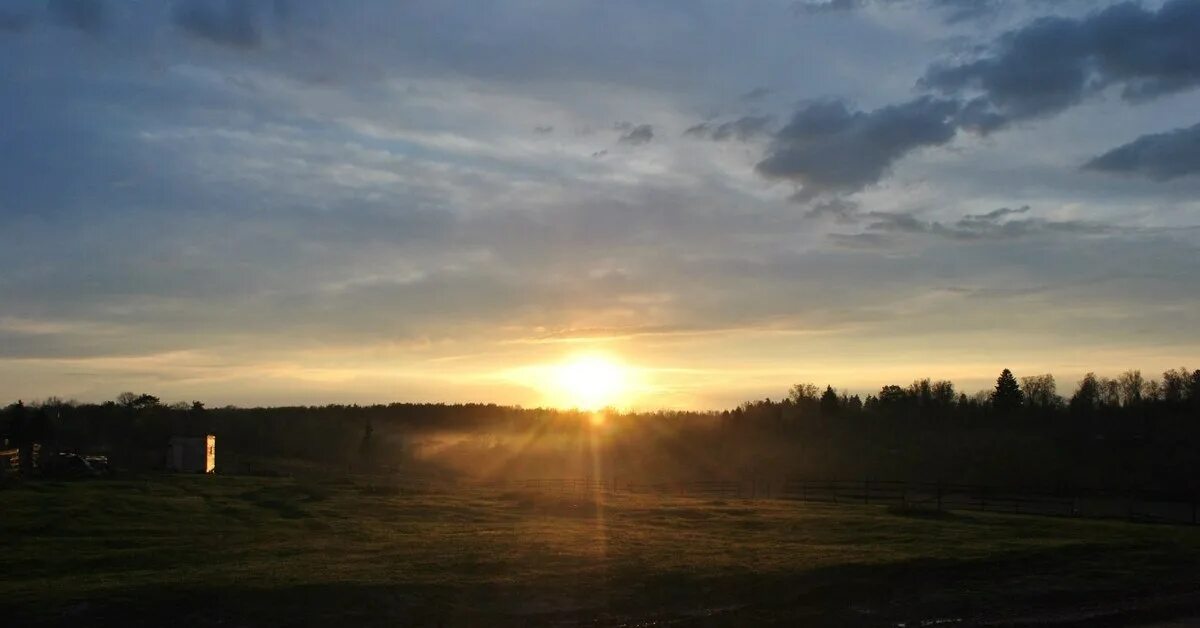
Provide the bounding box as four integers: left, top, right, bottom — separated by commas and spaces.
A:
549, 354, 630, 410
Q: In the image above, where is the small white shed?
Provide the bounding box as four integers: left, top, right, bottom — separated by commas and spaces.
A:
167, 435, 215, 473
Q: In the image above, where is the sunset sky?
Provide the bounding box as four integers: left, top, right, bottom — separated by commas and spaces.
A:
2, 0, 1199, 409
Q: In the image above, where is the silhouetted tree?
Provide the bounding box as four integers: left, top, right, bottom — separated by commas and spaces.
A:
992, 369, 1023, 413
1161, 368, 1191, 405
1021, 374, 1060, 409
931, 380, 956, 406
1118, 370, 1144, 407
1070, 373, 1101, 415
819, 386, 839, 417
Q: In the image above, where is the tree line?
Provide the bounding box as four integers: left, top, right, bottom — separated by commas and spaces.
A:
2, 366, 1199, 492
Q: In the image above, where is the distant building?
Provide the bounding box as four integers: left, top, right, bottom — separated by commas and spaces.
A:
167, 435, 215, 473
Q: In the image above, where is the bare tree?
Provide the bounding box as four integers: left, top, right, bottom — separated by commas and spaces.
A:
1021, 374, 1061, 408
1117, 370, 1145, 406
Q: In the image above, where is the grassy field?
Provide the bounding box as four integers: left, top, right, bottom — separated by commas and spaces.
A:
3, 474, 1200, 627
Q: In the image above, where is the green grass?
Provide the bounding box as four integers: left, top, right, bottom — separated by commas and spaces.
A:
3, 475, 1200, 627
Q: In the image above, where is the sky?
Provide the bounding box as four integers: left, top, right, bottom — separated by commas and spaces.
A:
2, 0, 1200, 409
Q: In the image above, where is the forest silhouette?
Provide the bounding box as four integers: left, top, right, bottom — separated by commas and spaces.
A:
4, 367, 1200, 494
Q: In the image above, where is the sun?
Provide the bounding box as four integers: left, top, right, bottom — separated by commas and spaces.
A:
548, 354, 630, 410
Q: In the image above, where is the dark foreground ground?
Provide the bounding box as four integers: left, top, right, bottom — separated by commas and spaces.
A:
3, 474, 1200, 627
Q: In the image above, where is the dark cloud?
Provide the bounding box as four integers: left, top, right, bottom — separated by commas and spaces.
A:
533, 125, 554, 134
1085, 122, 1200, 181
851, 206, 1111, 242
793, 0, 1005, 23
804, 198, 860, 222
684, 116, 773, 142
792, 0, 865, 14
756, 97, 959, 198
923, 0, 1200, 131
618, 124, 654, 146
739, 87, 772, 102
0, 10, 34, 33
931, 0, 1002, 24
173, 0, 263, 49
47, 0, 105, 33
960, 205, 1031, 223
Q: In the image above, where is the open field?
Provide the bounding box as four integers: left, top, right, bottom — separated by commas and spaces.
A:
4, 475, 1200, 627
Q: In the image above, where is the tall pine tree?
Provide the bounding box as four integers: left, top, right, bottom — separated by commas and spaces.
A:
992, 368, 1023, 413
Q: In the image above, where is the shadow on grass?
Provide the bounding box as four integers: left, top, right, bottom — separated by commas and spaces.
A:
235, 484, 329, 519
12, 541, 1200, 628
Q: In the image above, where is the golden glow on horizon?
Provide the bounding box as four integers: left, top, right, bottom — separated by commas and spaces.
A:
545, 354, 631, 410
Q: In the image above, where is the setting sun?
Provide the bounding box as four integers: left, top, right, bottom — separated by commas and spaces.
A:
548, 354, 630, 410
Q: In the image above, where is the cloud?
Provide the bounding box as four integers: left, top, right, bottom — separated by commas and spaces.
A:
792, 0, 867, 14
173, 0, 263, 49
793, 0, 1005, 23
804, 198, 860, 222
959, 205, 1030, 223
930, 0, 1002, 24
684, 116, 773, 142
739, 87, 772, 102
2, 0, 1200, 404
47, 0, 105, 33
756, 97, 959, 197
849, 206, 1112, 243
1085, 122, 1200, 181
922, 0, 1200, 131
0, 10, 34, 33
618, 124, 654, 146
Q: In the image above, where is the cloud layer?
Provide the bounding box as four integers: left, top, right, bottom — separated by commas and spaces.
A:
0, 0, 1198, 407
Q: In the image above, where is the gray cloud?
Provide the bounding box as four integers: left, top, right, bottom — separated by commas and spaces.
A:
932, 0, 1003, 24
618, 124, 654, 146
0, 10, 34, 33
684, 115, 773, 142
2, 0, 1199, 403
739, 87, 772, 102
756, 97, 959, 197
923, 0, 1200, 132
804, 198, 860, 222
173, 0, 263, 49
792, 0, 868, 14
851, 206, 1112, 243
48, 0, 105, 33
793, 0, 1006, 23
1085, 122, 1200, 181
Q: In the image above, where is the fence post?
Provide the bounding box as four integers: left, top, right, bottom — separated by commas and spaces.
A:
1192, 496, 1197, 525
864, 479, 870, 505
936, 482, 942, 512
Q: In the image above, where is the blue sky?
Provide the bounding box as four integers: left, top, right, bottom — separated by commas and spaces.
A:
2, 0, 1199, 408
